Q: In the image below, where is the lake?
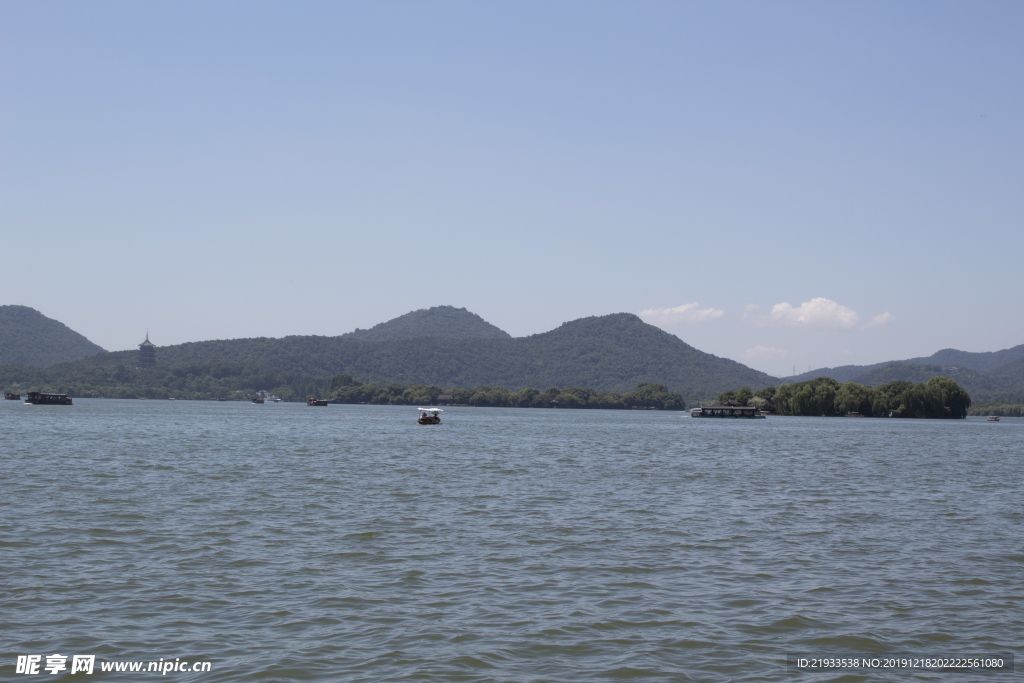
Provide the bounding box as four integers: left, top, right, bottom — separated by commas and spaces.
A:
2, 399, 1021, 681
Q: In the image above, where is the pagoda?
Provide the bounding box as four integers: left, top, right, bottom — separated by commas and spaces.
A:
138, 332, 156, 368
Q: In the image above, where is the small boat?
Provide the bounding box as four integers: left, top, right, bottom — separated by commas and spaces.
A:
417, 408, 442, 425
25, 392, 72, 405
5, 392, 21, 401
252, 397, 265, 404
268, 396, 282, 403
988, 415, 1000, 422
307, 398, 328, 406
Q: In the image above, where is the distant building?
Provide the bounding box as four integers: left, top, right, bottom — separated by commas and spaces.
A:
436, 394, 454, 406
138, 333, 156, 368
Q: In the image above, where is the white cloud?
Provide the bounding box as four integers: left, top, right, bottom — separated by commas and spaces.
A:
640, 302, 724, 325
743, 303, 760, 319
770, 297, 861, 329
864, 312, 895, 328
741, 345, 789, 360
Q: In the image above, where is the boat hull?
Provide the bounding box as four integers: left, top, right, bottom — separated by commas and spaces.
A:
691, 405, 764, 418
25, 392, 72, 405
692, 414, 765, 419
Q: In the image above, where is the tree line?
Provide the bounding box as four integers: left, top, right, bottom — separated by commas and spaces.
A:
1, 360, 687, 410
0, 360, 323, 402
967, 402, 1024, 417
325, 375, 686, 410
716, 376, 971, 419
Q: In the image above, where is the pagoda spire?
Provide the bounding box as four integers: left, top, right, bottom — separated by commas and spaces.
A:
137, 331, 156, 367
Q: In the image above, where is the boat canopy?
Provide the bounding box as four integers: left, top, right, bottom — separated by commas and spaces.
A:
418, 407, 443, 412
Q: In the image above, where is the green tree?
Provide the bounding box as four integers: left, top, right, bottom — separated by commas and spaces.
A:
834, 381, 874, 415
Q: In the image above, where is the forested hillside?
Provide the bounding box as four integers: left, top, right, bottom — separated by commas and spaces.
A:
1, 312, 775, 399
915, 345, 1024, 373
834, 362, 1020, 403
976, 356, 1024, 402
850, 363, 985, 388
343, 306, 511, 340
11, 303, 1017, 404
784, 361, 890, 384
788, 344, 1024, 384
0, 305, 105, 367
781, 347, 1024, 403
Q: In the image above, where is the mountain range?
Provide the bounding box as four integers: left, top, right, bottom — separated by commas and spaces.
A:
7, 307, 775, 398
2, 305, 1022, 403
787, 344, 1024, 383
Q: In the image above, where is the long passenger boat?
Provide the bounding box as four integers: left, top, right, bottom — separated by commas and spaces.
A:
691, 404, 763, 418
25, 392, 73, 405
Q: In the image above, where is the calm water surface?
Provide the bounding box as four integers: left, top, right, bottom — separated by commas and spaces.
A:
2, 400, 1022, 681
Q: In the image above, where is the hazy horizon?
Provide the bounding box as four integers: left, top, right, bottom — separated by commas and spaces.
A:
3, 2, 1021, 376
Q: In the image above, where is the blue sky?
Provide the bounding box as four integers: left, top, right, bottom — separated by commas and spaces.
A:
2, 1, 1021, 376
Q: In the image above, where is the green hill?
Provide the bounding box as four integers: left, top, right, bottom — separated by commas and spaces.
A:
784, 361, 889, 384
3, 311, 775, 399
850, 362, 982, 387
0, 305, 105, 367
343, 306, 511, 340
848, 362, 1003, 396
788, 344, 1024, 384
913, 345, 1024, 373
976, 356, 1024, 403
781, 360, 1022, 404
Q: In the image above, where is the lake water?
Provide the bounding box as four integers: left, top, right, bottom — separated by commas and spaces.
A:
2, 399, 1021, 681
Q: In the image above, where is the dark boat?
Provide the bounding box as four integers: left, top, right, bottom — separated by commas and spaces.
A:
25, 392, 73, 405
690, 404, 763, 418
307, 398, 328, 406
417, 408, 442, 424
252, 397, 265, 404
5, 393, 21, 401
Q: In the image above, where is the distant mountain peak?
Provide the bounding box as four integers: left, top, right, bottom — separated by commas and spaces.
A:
343, 305, 511, 341
0, 305, 106, 367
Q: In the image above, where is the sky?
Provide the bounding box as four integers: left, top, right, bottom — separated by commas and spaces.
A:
2, 1, 1021, 377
